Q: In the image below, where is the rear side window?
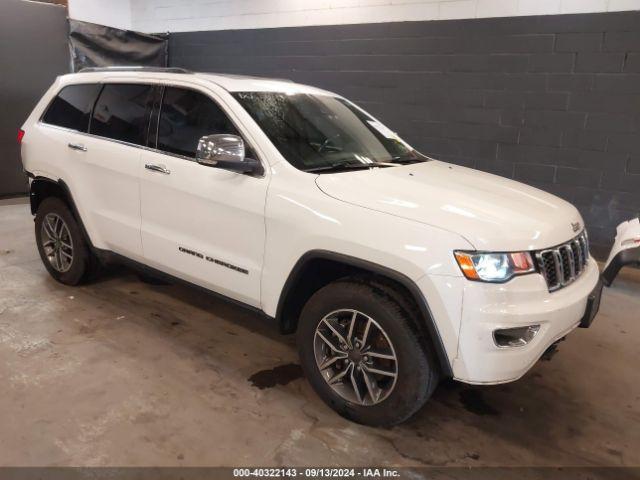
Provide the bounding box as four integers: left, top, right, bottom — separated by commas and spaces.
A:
157, 87, 239, 158
42, 84, 101, 132
90, 83, 154, 146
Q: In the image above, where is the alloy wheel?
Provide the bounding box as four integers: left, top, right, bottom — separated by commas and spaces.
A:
313, 309, 398, 406
41, 213, 74, 273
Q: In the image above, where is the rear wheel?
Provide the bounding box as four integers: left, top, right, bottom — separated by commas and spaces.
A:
297, 278, 439, 426
35, 197, 98, 285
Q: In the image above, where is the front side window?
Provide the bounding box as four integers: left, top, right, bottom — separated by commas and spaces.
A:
232, 92, 426, 172
90, 83, 153, 146
42, 84, 102, 132
157, 87, 239, 158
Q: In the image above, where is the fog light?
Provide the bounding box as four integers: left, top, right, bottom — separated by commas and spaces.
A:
493, 325, 540, 347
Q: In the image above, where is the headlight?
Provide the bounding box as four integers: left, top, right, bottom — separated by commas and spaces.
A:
454, 251, 535, 282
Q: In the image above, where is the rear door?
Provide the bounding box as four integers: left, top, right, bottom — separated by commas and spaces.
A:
36, 82, 102, 220
75, 82, 156, 260
139, 84, 268, 307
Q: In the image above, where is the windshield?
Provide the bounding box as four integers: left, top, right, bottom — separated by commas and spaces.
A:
232, 92, 427, 172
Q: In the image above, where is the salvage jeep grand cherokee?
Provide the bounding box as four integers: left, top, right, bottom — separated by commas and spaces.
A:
19, 67, 602, 426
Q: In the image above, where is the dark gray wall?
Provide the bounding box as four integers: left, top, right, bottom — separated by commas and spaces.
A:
170, 11, 640, 257
0, 0, 69, 196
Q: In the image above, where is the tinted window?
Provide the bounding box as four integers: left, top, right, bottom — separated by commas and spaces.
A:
91, 84, 153, 145
157, 87, 239, 158
42, 84, 101, 132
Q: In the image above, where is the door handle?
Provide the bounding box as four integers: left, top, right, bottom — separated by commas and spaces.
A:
68, 142, 87, 152
145, 163, 171, 175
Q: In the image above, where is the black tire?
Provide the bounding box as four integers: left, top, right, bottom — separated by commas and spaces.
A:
35, 197, 98, 285
297, 278, 439, 426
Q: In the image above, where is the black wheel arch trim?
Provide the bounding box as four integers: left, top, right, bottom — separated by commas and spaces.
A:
602, 246, 640, 286
276, 249, 453, 377
29, 176, 96, 251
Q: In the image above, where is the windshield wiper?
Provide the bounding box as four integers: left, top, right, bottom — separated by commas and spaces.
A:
304, 162, 395, 173
390, 155, 428, 164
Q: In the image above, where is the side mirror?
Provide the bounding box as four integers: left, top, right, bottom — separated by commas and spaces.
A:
196, 134, 262, 175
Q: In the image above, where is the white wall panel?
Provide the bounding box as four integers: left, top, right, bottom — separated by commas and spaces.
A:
68, 0, 640, 33
608, 0, 640, 10
517, 0, 561, 16
68, 0, 133, 30
439, 0, 478, 19
560, 0, 609, 14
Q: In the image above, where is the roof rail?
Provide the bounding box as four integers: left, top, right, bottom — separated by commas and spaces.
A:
78, 66, 192, 74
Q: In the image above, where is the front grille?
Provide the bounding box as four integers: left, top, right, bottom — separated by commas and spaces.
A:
535, 231, 589, 292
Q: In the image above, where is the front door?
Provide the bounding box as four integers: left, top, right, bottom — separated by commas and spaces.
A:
139, 85, 268, 307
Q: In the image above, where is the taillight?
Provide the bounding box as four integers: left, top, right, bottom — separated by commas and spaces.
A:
17, 129, 25, 144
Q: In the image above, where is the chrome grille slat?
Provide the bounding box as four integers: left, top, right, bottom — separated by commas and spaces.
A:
571, 239, 583, 273
535, 231, 589, 292
553, 249, 565, 286
562, 244, 576, 281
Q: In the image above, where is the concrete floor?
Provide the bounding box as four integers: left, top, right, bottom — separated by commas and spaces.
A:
1, 198, 639, 468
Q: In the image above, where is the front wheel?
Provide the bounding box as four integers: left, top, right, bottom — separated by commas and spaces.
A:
297, 278, 439, 426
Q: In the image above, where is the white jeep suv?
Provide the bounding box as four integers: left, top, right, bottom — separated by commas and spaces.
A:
20, 67, 602, 426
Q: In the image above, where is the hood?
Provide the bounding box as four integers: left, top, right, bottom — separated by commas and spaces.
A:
315, 161, 584, 252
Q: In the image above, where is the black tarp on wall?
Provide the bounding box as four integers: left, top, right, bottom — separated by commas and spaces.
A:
0, 0, 69, 196
69, 20, 168, 72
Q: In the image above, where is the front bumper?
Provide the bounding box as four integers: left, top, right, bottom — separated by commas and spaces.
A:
452, 257, 601, 384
